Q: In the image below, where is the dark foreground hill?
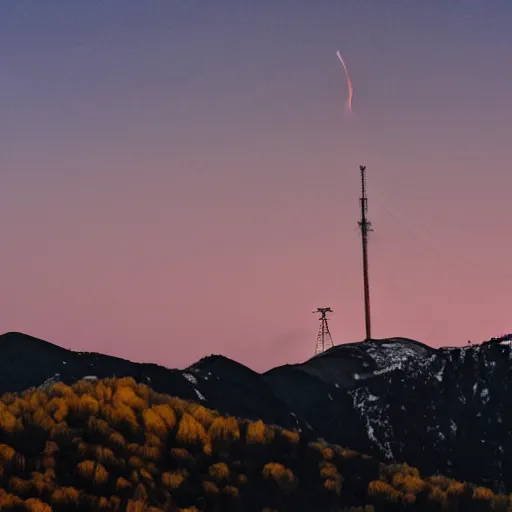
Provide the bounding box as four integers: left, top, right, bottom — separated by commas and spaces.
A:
0, 377, 508, 511
2, 332, 512, 493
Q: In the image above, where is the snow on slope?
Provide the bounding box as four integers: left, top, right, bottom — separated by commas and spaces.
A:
350, 386, 394, 459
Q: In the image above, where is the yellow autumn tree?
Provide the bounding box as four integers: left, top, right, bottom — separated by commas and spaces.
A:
109, 431, 126, 450
428, 487, 447, 507
203, 481, 220, 495
392, 473, 426, 495
446, 481, 465, 497
319, 462, 338, 480
208, 462, 230, 483
429, 474, 453, 491
176, 412, 207, 445
76, 394, 100, 417
222, 485, 239, 498
141, 444, 161, 462
116, 477, 132, 491
33, 408, 56, 432
473, 486, 494, 501
46, 397, 69, 422
126, 499, 147, 512
77, 460, 109, 486
51, 487, 80, 507
324, 478, 342, 495
24, 497, 53, 512
246, 420, 275, 444
187, 403, 217, 428
170, 448, 192, 461
162, 470, 188, 490
262, 462, 296, 493
368, 480, 401, 504
280, 429, 300, 445
152, 404, 177, 430
49, 382, 75, 399
113, 386, 145, 411
0, 444, 16, 463
142, 408, 168, 438
208, 417, 240, 443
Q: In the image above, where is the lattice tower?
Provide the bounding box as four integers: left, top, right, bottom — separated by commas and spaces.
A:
313, 307, 334, 355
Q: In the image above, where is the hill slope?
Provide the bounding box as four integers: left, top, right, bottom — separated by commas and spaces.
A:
0, 377, 508, 512
2, 332, 512, 492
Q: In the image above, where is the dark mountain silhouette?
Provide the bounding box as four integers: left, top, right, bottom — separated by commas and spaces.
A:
0, 376, 507, 511
2, 331, 512, 493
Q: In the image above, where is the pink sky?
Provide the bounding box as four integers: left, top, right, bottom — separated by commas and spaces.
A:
0, 2, 511, 371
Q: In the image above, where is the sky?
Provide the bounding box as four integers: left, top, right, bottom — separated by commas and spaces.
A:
1, 1, 511, 372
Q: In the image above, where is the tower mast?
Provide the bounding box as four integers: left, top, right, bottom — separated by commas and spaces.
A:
313, 307, 334, 355
358, 165, 372, 341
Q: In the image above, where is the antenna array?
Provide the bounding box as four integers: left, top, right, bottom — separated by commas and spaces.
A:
358, 165, 373, 341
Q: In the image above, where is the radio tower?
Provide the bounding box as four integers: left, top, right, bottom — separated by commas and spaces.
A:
313, 307, 334, 355
358, 165, 373, 341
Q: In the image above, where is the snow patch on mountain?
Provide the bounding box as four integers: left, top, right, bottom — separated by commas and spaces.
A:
183, 372, 198, 385
434, 361, 445, 382
373, 363, 402, 376
194, 388, 205, 401
350, 386, 394, 460
364, 340, 430, 369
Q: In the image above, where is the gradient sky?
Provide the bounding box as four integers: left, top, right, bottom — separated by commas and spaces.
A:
1, 1, 511, 372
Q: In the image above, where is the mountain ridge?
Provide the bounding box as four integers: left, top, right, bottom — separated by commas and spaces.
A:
2, 330, 512, 492
0, 375, 506, 511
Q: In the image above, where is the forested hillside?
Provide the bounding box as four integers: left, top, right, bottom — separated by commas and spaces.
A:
0, 377, 509, 511
4, 332, 512, 493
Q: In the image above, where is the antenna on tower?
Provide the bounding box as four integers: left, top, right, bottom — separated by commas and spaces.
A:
313, 307, 334, 355
358, 165, 373, 341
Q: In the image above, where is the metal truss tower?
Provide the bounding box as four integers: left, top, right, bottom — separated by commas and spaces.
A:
313, 307, 334, 355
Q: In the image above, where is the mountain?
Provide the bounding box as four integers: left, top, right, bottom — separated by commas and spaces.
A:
0, 376, 506, 511
2, 331, 512, 493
